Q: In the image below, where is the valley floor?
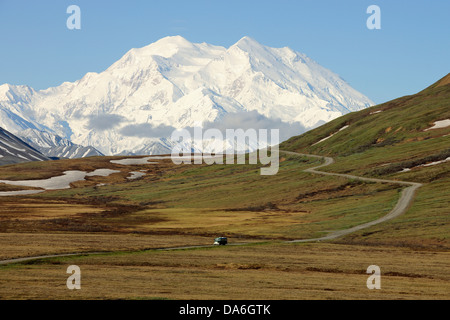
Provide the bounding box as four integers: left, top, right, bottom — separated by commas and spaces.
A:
0, 152, 448, 299
0, 241, 448, 300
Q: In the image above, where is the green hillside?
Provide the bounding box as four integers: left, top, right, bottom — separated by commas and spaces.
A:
282, 73, 450, 180
282, 73, 450, 247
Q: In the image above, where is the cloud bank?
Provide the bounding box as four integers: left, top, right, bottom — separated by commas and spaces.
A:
87, 114, 126, 131
118, 110, 305, 142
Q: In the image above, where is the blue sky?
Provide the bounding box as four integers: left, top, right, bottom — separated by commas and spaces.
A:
0, 0, 449, 104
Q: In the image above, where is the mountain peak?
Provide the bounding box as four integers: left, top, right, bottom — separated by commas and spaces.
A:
0, 84, 11, 97
131, 35, 194, 58
154, 35, 192, 46
0, 84, 35, 103
236, 35, 258, 43
233, 36, 263, 49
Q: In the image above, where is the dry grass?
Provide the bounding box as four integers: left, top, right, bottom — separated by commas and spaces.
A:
0, 183, 41, 192
0, 232, 214, 261
0, 199, 102, 222
0, 243, 448, 300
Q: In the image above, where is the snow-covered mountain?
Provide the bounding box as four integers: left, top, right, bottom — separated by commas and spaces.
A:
0, 127, 49, 165
0, 36, 373, 156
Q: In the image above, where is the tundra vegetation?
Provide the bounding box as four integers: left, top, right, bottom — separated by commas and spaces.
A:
0, 75, 449, 299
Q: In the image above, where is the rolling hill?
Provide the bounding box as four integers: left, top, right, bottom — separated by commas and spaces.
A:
282, 73, 450, 178
282, 73, 450, 246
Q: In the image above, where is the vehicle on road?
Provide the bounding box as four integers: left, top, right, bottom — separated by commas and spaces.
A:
214, 237, 228, 245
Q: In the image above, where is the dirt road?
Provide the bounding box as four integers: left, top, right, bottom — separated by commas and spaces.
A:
282, 151, 422, 242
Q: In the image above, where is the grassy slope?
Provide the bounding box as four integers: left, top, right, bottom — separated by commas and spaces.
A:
282, 74, 450, 174
281, 74, 450, 247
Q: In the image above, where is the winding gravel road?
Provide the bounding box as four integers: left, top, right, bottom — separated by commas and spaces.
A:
282, 151, 422, 242
0, 151, 422, 265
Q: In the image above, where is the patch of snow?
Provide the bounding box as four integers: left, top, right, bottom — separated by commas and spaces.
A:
82, 149, 91, 158
424, 119, 450, 131
398, 157, 450, 173
312, 125, 349, 146
86, 169, 120, 177
0, 140, 26, 152
110, 154, 224, 165
17, 154, 30, 160
127, 171, 146, 180
0, 145, 16, 156
0, 168, 120, 194
370, 110, 383, 115
148, 155, 205, 160
422, 157, 450, 167
111, 157, 158, 165
27, 153, 45, 161
0, 171, 85, 190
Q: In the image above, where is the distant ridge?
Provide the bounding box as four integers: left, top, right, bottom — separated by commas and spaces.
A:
0, 126, 49, 165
